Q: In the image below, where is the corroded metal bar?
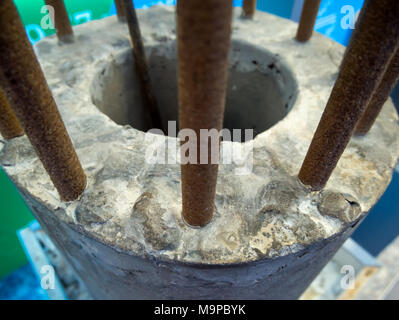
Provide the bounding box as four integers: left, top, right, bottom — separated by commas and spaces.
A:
0, 0, 86, 201
122, 0, 163, 130
45, 0, 74, 43
298, 0, 399, 191
115, 0, 126, 22
178, 0, 233, 227
0, 87, 24, 140
295, 0, 321, 42
355, 48, 399, 135
242, 0, 256, 18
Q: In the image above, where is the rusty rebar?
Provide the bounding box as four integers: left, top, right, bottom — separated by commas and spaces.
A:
45, 0, 74, 43
178, 0, 233, 227
0, 87, 24, 140
296, 0, 321, 42
355, 48, 399, 135
242, 0, 256, 19
115, 0, 126, 22
0, 0, 86, 201
298, 0, 399, 191
122, 0, 163, 130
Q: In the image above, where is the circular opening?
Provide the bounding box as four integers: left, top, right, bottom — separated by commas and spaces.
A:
90, 40, 298, 141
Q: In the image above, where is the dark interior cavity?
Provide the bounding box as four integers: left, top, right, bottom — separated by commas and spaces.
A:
91, 40, 298, 141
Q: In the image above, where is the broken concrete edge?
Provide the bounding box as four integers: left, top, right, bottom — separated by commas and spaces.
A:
23, 191, 364, 299
0, 6, 398, 266
30, 182, 365, 269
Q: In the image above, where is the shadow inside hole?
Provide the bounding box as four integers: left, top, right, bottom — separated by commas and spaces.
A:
91, 40, 298, 142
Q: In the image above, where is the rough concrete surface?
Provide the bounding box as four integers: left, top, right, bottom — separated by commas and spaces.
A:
1, 6, 398, 299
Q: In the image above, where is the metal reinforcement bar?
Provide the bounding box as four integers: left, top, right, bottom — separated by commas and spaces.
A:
122, 0, 163, 130
298, 0, 399, 191
296, 0, 321, 42
115, 0, 126, 22
0, 0, 86, 201
45, 0, 74, 43
355, 48, 399, 135
0, 87, 24, 140
178, 0, 233, 227
242, 0, 256, 19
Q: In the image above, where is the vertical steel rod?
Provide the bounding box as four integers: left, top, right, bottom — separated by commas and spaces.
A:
178, 0, 233, 227
295, 0, 321, 42
115, 0, 126, 22
122, 0, 163, 130
0, 0, 86, 201
0, 87, 24, 140
45, 0, 74, 43
355, 48, 399, 135
242, 0, 256, 19
298, 0, 399, 191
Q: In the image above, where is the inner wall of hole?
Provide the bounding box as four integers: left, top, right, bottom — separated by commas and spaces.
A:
91, 40, 298, 141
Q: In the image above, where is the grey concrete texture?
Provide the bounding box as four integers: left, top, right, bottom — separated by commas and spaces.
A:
0, 6, 398, 299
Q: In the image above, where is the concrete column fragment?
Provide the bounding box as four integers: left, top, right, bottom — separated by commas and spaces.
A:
1, 7, 398, 299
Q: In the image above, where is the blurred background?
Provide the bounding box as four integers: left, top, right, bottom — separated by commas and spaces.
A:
1, 0, 398, 299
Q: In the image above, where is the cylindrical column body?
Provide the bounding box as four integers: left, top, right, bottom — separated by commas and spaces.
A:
296, 0, 321, 42
298, 0, 399, 190
2, 5, 398, 301
0, 0, 86, 201
178, 0, 233, 227
27, 194, 359, 299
